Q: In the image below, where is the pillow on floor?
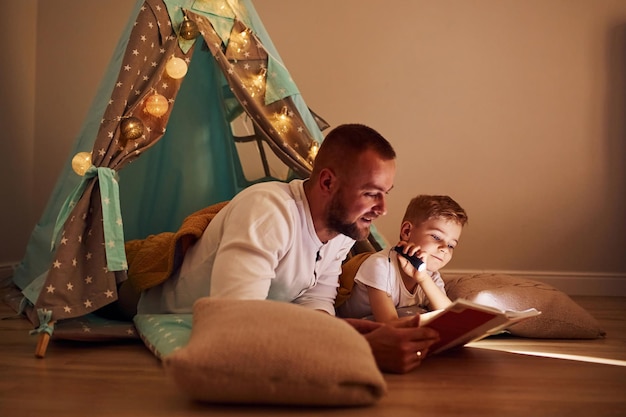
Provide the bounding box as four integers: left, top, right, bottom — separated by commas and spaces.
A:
163, 298, 387, 406
133, 313, 192, 359
443, 273, 605, 339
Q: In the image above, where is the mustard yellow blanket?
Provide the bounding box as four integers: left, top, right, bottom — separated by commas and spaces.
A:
125, 201, 229, 291
335, 252, 374, 308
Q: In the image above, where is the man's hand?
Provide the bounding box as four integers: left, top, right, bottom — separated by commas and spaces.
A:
344, 315, 439, 374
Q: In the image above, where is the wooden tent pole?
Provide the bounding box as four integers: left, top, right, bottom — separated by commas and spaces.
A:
34, 321, 55, 358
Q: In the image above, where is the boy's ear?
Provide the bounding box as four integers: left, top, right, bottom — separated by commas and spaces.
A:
400, 221, 413, 240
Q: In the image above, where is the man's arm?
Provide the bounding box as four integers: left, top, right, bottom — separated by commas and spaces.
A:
208, 194, 290, 300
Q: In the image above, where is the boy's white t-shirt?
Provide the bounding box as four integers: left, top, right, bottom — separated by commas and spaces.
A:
336, 250, 445, 319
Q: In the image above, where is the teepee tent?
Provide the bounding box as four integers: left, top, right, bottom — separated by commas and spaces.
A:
12, 0, 332, 354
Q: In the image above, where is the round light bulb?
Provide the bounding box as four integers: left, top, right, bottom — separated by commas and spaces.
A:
71, 152, 92, 176
120, 117, 144, 141
144, 93, 169, 117
179, 18, 199, 40
165, 57, 188, 79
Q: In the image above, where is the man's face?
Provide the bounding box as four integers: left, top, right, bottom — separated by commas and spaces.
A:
326, 150, 396, 240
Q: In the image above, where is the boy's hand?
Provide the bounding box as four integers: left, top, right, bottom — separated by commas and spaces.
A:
395, 241, 429, 280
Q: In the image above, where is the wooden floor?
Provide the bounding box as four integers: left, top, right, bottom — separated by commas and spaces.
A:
1, 284, 625, 417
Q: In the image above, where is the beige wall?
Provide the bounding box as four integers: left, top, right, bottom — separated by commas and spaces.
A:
0, 1, 37, 267
254, 1, 626, 293
0, 0, 135, 267
33, 0, 137, 220
2, 1, 625, 293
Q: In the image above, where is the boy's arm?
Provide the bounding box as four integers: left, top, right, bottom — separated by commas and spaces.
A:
367, 285, 401, 323
415, 271, 452, 310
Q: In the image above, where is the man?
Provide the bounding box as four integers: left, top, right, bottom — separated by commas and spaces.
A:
136, 123, 439, 373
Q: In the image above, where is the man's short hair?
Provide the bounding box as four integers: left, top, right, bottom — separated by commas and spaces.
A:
311, 124, 396, 177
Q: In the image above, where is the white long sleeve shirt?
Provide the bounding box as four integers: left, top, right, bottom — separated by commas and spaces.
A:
138, 180, 355, 315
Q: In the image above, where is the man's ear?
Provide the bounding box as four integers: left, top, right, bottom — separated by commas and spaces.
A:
399, 221, 413, 241
318, 168, 336, 194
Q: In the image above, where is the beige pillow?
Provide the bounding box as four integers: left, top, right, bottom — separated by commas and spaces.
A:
443, 273, 605, 339
163, 298, 387, 406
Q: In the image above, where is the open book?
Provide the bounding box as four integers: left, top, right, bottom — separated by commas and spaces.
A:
419, 298, 541, 355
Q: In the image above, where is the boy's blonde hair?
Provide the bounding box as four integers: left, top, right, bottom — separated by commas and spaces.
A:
402, 195, 468, 226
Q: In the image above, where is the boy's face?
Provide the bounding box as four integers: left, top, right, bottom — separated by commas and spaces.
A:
405, 217, 463, 272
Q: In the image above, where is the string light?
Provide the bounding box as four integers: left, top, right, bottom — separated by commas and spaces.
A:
249, 67, 267, 97
179, 16, 199, 40
229, 28, 251, 54
144, 93, 169, 117
273, 106, 290, 134
308, 141, 320, 162
71, 152, 92, 176
120, 116, 144, 141
165, 56, 188, 79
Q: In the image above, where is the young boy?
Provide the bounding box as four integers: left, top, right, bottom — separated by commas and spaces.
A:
336, 195, 468, 323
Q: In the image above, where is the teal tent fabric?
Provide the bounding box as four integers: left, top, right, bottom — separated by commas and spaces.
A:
13, 0, 328, 328
117, 48, 248, 241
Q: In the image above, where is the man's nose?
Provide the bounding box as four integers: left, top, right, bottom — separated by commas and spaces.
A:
373, 196, 388, 216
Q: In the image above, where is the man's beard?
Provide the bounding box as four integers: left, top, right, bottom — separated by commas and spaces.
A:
327, 193, 371, 241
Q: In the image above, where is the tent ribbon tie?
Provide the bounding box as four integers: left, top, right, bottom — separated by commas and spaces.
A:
29, 308, 54, 336
51, 166, 128, 271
